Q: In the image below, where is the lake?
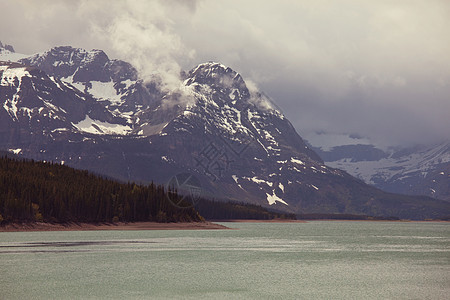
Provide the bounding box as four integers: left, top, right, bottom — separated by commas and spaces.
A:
1, 221, 449, 299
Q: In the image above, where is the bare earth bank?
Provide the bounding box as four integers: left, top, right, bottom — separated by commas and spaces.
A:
0, 221, 229, 232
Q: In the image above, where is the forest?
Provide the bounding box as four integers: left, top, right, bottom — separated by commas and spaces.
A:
0, 155, 202, 223
0, 154, 295, 224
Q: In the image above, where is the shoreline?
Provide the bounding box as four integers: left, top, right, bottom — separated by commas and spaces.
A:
0, 221, 229, 232
214, 219, 449, 223
2, 219, 447, 232
213, 219, 307, 223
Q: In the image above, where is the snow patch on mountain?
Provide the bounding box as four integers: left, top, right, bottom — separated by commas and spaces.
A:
1, 65, 33, 119
232, 175, 245, 190
88, 80, 124, 104
310, 184, 319, 190
73, 115, 132, 135
266, 191, 288, 205
8, 148, 22, 155
0, 65, 30, 86
291, 158, 305, 165
0, 47, 29, 62
245, 176, 274, 187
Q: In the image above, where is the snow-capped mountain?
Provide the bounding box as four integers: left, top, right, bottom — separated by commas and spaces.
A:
309, 133, 450, 201
0, 41, 28, 62
1, 44, 449, 219
136, 62, 339, 208
19, 46, 163, 131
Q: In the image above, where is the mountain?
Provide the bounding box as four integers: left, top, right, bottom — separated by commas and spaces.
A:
0, 41, 28, 62
1, 44, 449, 220
308, 133, 450, 201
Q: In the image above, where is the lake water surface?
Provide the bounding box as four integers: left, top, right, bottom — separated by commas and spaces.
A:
1, 221, 449, 299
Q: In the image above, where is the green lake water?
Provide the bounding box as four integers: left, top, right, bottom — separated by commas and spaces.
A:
1, 221, 449, 299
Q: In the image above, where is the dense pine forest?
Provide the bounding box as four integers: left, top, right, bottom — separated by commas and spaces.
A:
0, 154, 296, 224
0, 155, 202, 223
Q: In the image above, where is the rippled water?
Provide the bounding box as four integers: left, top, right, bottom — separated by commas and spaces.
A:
1, 221, 449, 299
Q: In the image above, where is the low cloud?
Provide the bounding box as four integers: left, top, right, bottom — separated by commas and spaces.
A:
83, 0, 196, 92
1, 0, 196, 92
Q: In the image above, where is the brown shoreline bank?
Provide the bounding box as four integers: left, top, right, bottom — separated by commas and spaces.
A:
0, 221, 229, 232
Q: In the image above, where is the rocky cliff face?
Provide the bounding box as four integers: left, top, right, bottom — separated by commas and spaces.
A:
1, 45, 449, 219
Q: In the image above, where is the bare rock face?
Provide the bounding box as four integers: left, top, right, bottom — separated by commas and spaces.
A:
0, 41, 15, 53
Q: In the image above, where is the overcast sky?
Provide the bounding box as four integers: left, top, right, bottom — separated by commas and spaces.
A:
1, 0, 449, 147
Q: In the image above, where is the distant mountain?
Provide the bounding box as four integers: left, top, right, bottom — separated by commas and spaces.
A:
1, 44, 449, 219
0, 41, 28, 62
308, 133, 450, 201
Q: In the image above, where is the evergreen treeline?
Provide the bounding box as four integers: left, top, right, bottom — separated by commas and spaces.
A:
0, 156, 202, 223
194, 198, 296, 220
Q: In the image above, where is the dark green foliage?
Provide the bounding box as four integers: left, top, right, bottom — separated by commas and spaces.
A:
194, 198, 296, 220
0, 156, 202, 223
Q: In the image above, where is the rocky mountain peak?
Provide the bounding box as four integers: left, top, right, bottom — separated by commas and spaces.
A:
185, 62, 250, 104
0, 41, 15, 53
19, 46, 111, 83
17, 46, 147, 114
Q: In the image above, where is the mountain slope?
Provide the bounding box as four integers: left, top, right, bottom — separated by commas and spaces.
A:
1, 45, 449, 220
0, 41, 28, 62
310, 134, 450, 201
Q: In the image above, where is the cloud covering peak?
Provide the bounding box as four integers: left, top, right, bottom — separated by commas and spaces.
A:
1, 0, 449, 146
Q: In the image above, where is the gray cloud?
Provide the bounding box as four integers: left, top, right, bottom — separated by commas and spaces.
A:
1, 0, 449, 146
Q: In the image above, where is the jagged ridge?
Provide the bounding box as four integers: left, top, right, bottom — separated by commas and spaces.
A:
1, 46, 449, 219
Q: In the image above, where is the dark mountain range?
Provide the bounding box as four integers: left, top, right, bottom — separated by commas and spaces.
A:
309, 134, 449, 201
1, 44, 449, 220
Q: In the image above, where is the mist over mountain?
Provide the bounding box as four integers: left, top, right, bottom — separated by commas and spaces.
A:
1, 43, 449, 220
2, 1, 449, 148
